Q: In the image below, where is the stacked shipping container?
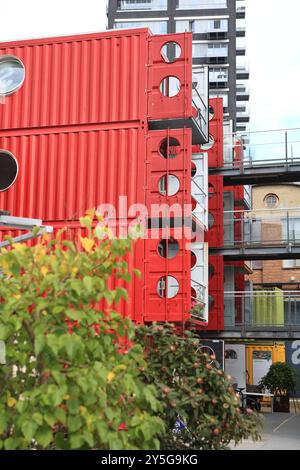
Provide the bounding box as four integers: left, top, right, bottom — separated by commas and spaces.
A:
0, 29, 208, 325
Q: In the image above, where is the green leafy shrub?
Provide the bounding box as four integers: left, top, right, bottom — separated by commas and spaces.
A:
260, 362, 298, 396
0, 215, 164, 450
136, 323, 262, 450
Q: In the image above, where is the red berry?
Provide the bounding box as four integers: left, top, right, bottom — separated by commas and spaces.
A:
213, 428, 220, 435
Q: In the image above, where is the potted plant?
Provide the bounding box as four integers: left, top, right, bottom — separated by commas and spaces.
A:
259, 362, 298, 412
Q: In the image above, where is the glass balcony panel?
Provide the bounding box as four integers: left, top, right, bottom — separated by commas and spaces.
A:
209, 67, 228, 82
176, 19, 228, 34
114, 21, 168, 34
117, 0, 167, 10
177, 0, 227, 9
193, 42, 228, 58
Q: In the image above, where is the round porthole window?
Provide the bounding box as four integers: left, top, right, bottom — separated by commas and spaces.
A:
157, 275, 179, 299
159, 137, 180, 159
158, 174, 180, 196
157, 238, 179, 259
0, 55, 25, 96
160, 76, 181, 98
161, 42, 181, 63
0, 150, 19, 191
264, 193, 279, 208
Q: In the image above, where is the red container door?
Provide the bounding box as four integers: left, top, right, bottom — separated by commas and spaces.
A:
204, 98, 224, 168
147, 33, 192, 120
206, 175, 224, 247
146, 128, 192, 217
144, 227, 191, 323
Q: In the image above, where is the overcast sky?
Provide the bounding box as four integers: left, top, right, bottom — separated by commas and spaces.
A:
0, 0, 299, 133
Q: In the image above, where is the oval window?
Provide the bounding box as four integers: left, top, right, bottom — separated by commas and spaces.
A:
0, 150, 19, 191
0, 55, 25, 96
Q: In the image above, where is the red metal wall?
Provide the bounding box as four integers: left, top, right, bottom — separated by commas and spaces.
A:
0, 30, 149, 130
0, 126, 146, 220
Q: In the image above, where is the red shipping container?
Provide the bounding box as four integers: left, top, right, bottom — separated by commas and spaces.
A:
0, 30, 149, 130
206, 175, 224, 247
0, 220, 191, 325
0, 30, 195, 132
0, 126, 147, 220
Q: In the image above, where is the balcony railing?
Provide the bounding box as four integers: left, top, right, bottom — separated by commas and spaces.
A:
117, 0, 167, 10
223, 208, 300, 248
222, 127, 300, 169
224, 290, 300, 331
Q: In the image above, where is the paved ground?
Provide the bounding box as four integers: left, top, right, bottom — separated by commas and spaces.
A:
231, 409, 300, 450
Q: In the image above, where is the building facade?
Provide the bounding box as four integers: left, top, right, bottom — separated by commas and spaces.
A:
107, 0, 249, 132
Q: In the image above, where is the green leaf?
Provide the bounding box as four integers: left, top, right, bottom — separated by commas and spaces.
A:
32, 413, 43, 426
4, 437, 21, 450
54, 407, 66, 425
133, 268, 141, 279
0, 416, 8, 434
68, 415, 82, 433
0, 324, 12, 341
70, 433, 84, 449
67, 399, 80, 415
34, 336, 45, 356
80, 216, 92, 231
36, 427, 53, 448
104, 407, 114, 422
21, 421, 38, 442
83, 276, 93, 294
44, 414, 56, 427
83, 431, 94, 448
